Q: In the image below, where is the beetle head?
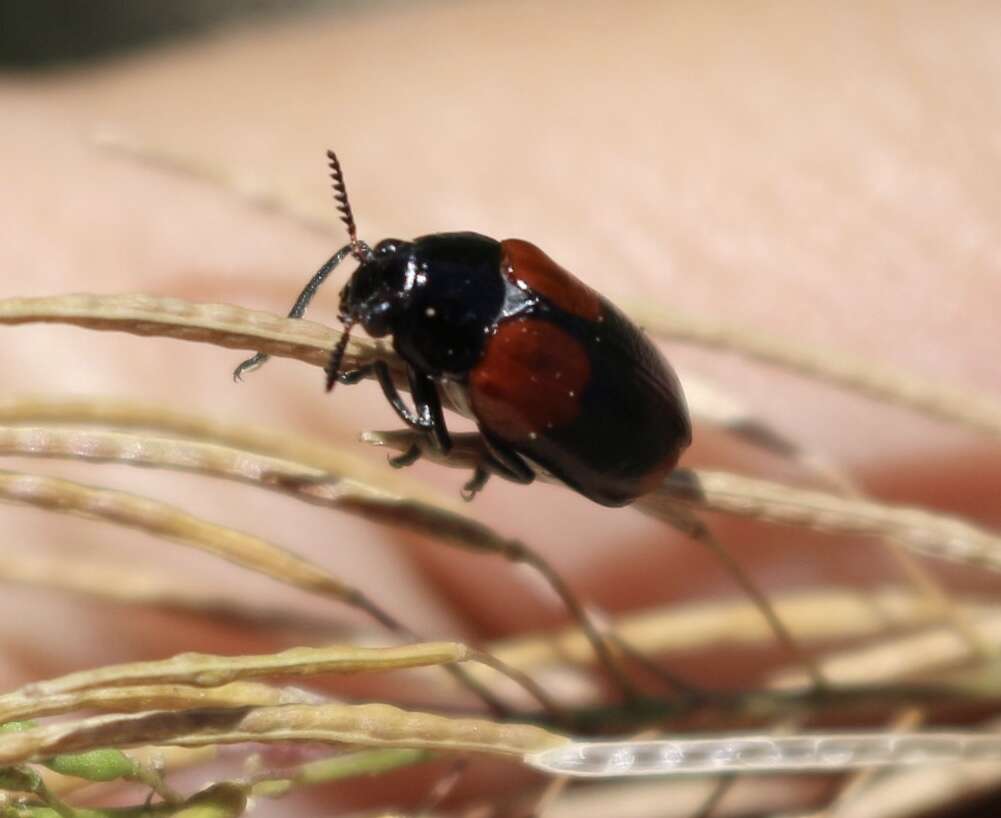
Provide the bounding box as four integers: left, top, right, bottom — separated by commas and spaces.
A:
338, 239, 415, 338
321, 152, 418, 392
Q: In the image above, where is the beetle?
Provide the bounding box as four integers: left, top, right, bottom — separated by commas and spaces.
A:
235, 151, 691, 506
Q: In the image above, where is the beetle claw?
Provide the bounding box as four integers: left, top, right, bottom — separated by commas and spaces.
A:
388, 443, 422, 469
233, 352, 268, 382
461, 465, 491, 501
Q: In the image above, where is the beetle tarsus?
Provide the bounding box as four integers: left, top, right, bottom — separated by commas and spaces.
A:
461, 465, 491, 501
481, 434, 535, 485
336, 368, 367, 385
388, 443, 422, 469
233, 352, 268, 382
233, 241, 363, 387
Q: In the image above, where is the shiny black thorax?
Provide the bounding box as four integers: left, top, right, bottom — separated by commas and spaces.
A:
341, 232, 510, 376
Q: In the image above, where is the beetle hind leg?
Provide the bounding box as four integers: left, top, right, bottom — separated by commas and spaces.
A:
454, 432, 534, 500
481, 434, 535, 485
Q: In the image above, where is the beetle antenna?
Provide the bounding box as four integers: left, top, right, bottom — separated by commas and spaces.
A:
232, 242, 358, 381
327, 150, 368, 261
324, 319, 356, 393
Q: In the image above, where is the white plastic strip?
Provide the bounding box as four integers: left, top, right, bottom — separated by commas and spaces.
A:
527, 733, 1001, 778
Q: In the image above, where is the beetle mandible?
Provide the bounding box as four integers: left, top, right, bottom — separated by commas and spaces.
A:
234, 151, 691, 506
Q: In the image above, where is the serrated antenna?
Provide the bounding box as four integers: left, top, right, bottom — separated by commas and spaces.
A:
324, 318, 356, 393
326, 149, 365, 260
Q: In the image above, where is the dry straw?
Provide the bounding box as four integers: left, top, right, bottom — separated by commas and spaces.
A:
2, 139, 1000, 817
6, 295, 999, 581
4, 290, 1001, 813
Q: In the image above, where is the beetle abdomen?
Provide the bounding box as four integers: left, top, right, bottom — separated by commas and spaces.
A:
469, 294, 690, 507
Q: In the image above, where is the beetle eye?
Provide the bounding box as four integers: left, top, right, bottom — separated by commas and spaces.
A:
344, 264, 379, 306
362, 301, 395, 337
374, 238, 405, 256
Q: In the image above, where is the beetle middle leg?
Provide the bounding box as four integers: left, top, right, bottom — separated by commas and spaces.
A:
338, 361, 454, 466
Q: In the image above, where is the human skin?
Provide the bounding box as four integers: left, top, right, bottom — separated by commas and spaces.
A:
2, 1, 1000, 813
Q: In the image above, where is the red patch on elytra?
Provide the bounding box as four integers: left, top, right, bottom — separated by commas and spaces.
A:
469, 317, 591, 443
501, 239, 602, 320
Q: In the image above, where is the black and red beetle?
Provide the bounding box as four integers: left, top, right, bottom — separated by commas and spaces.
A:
235, 152, 691, 506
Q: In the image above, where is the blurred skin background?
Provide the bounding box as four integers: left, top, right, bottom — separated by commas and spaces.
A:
2, 1, 1001, 814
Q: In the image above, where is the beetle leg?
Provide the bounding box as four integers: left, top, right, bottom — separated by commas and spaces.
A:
481, 434, 535, 485
461, 465, 491, 501
457, 438, 533, 501
388, 443, 422, 469
338, 361, 456, 455
233, 242, 368, 381
336, 360, 430, 432
335, 367, 370, 386
408, 369, 452, 454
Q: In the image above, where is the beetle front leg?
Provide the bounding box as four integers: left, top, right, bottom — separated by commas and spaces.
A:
408, 368, 452, 454
337, 360, 430, 433
382, 369, 453, 469
339, 362, 453, 469
233, 242, 368, 382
